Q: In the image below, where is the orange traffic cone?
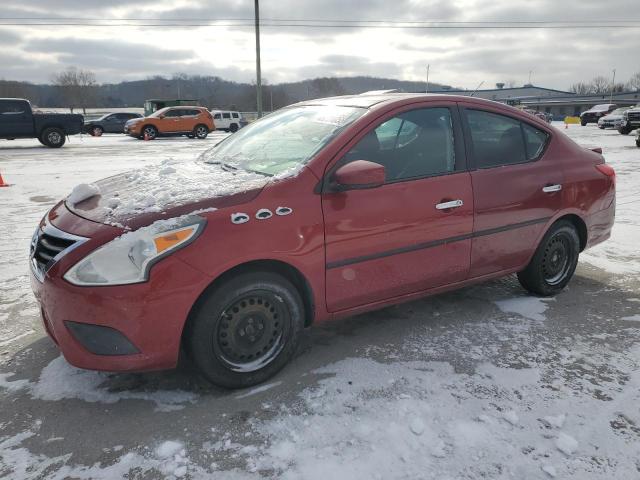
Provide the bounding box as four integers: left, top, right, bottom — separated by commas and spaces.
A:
0, 171, 11, 187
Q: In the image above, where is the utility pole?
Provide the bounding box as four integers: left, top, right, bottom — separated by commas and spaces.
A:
254, 0, 263, 118
425, 64, 430, 93
610, 69, 616, 103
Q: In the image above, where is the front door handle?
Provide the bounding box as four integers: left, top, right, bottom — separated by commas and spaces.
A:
435, 199, 464, 210
542, 184, 562, 193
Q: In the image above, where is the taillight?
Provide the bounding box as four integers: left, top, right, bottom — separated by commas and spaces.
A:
596, 163, 616, 185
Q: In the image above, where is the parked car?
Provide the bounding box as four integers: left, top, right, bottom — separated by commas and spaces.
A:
580, 104, 617, 126
83, 112, 142, 136
597, 107, 631, 129
30, 93, 615, 388
211, 110, 244, 132
0, 98, 83, 147
618, 105, 640, 134
124, 106, 214, 140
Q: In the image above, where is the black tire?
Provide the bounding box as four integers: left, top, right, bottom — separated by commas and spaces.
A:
194, 124, 209, 139
141, 125, 158, 140
580, 119, 587, 126
636, 139, 640, 148
618, 125, 632, 135
229, 123, 239, 133
517, 221, 580, 297
92, 126, 103, 137
40, 127, 66, 148
186, 271, 304, 388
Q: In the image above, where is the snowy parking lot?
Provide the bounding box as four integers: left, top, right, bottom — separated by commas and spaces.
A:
0, 125, 639, 479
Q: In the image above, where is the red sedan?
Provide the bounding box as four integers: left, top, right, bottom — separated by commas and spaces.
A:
30, 93, 615, 388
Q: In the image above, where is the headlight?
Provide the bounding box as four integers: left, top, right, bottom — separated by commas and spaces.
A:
64, 216, 205, 286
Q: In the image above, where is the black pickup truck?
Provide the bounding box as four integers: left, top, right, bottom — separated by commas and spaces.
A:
0, 98, 83, 147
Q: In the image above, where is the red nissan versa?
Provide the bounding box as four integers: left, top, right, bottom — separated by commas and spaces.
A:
29, 94, 615, 388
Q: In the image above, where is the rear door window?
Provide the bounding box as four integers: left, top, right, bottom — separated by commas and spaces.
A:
0, 101, 27, 114
464, 109, 548, 168
223, 112, 231, 119
163, 109, 181, 118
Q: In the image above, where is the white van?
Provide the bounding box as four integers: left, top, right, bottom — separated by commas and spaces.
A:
210, 110, 244, 132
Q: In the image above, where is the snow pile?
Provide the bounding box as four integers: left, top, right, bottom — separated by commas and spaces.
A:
0, 356, 196, 412
83, 158, 269, 224
494, 296, 551, 321
67, 183, 100, 205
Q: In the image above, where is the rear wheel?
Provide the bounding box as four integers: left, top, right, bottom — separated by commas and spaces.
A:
517, 221, 580, 296
194, 124, 209, 139
186, 272, 304, 388
40, 127, 66, 148
92, 126, 104, 137
229, 123, 239, 133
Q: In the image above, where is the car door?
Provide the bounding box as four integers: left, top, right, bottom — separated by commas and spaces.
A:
101, 114, 118, 133
181, 109, 201, 132
0, 100, 32, 137
161, 109, 183, 132
322, 104, 473, 312
460, 105, 562, 277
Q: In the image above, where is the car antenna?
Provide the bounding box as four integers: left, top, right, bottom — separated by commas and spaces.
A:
469, 81, 485, 97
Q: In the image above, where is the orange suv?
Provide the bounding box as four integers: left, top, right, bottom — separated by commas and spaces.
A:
124, 106, 215, 140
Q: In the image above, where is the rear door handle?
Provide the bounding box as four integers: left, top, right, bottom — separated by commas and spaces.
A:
542, 184, 562, 193
435, 199, 464, 210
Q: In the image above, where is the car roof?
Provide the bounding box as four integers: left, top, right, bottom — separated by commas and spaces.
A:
294, 92, 514, 111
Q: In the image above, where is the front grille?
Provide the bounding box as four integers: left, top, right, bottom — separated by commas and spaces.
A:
628, 112, 640, 122
30, 221, 88, 282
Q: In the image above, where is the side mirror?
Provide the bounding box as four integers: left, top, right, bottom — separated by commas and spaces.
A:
333, 160, 385, 190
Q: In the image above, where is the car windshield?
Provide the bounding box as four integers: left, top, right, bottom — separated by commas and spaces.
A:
610, 108, 628, 115
201, 105, 366, 176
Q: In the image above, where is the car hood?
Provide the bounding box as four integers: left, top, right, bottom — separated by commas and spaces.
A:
600, 114, 623, 120
65, 159, 270, 229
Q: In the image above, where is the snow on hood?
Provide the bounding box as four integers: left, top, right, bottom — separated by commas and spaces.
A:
66, 158, 269, 228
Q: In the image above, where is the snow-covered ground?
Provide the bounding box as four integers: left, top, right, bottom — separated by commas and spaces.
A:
0, 124, 639, 479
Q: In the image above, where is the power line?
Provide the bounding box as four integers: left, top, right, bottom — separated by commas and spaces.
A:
2, 17, 640, 24
2, 21, 640, 29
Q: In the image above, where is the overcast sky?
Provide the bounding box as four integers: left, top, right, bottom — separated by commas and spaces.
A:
1, 0, 639, 90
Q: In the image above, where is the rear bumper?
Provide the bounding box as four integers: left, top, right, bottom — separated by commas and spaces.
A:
585, 198, 615, 250
30, 255, 213, 372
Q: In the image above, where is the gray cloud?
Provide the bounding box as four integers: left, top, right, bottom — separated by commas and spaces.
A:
1, 0, 639, 89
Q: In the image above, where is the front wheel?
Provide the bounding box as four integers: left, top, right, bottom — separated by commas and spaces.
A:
194, 124, 209, 139
636, 139, 640, 148
517, 221, 580, 297
580, 119, 587, 126
186, 272, 304, 388
92, 126, 104, 137
142, 125, 158, 140
41, 127, 66, 148
618, 125, 632, 135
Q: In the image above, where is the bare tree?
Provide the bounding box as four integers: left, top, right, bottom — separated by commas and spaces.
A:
569, 82, 591, 95
627, 72, 640, 91
590, 76, 610, 94
52, 67, 98, 113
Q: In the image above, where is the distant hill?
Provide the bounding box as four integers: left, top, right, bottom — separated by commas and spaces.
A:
0, 75, 454, 112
